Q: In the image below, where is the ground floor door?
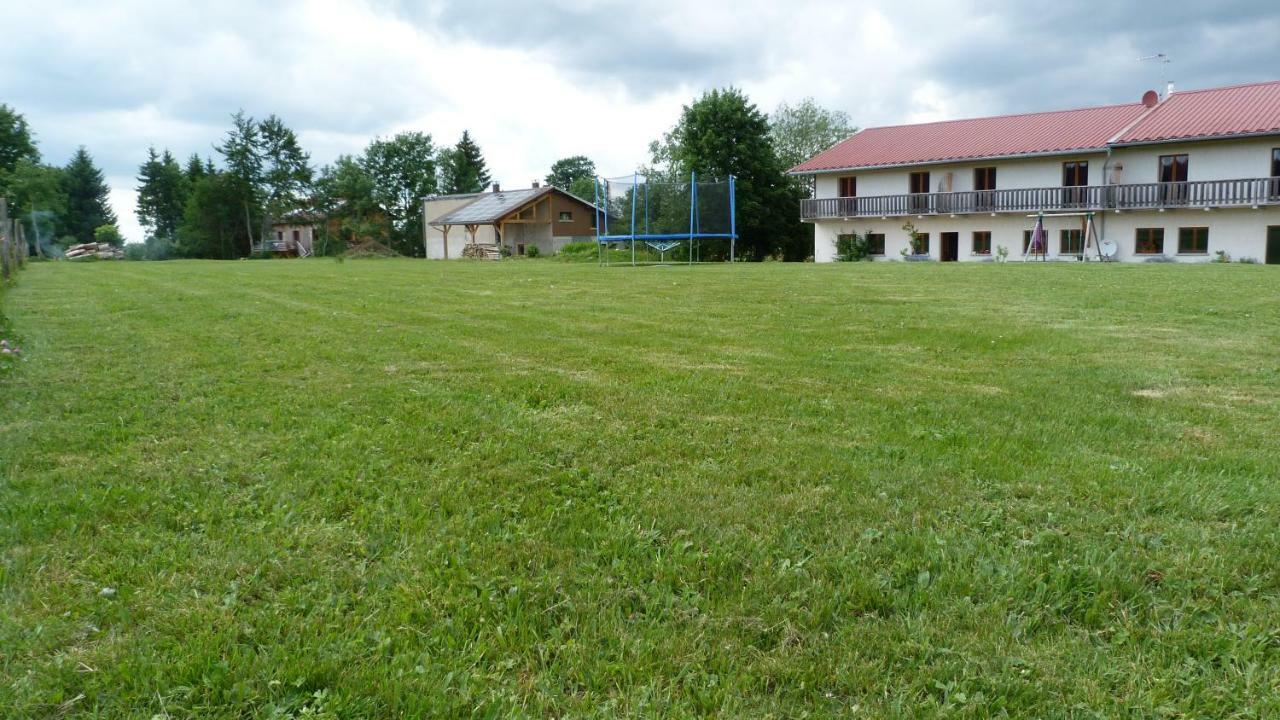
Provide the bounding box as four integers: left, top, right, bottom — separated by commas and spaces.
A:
1268, 226, 1280, 265
941, 232, 959, 262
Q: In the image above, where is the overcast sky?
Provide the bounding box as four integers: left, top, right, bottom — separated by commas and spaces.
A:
4, 0, 1278, 243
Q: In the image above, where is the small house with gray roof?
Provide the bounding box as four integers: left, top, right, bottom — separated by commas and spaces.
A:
423, 182, 597, 259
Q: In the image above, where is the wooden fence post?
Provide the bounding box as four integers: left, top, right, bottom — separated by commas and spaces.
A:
0, 198, 9, 282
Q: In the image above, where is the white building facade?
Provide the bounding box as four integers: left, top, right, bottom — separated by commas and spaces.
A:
793, 82, 1280, 264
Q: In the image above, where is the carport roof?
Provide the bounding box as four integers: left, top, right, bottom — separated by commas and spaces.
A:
429, 187, 553, 226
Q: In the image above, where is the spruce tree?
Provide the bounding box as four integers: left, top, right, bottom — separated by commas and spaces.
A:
136, 147, 188, 255
439, 131, 491, 194
61, 147, 117, 245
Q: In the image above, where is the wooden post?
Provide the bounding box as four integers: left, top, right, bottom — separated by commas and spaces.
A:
0, 210, 6, 282
441, 225, 449, 259
1, 232, 10, 284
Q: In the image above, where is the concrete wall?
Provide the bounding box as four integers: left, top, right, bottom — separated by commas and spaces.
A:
423, 196, 497, 259
814, 207, 1280, 263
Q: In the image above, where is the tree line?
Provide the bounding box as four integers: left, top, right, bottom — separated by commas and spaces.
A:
0, 90, 852, 261
0, 104, 119, 253
137, 116, 495, 259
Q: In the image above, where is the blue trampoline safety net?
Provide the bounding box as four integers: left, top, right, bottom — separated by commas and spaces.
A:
595, 174, 734, 241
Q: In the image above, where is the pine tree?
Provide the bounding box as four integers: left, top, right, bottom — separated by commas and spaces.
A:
136, 147, 188, 256
438, 131, 491, 194
60, 147, 117, 245
185, 153, 209, 184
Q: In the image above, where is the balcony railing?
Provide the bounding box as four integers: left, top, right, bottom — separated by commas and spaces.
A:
801, 177, 1280, 220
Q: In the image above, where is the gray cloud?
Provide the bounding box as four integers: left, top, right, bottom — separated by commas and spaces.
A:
1, 0, 1277, 244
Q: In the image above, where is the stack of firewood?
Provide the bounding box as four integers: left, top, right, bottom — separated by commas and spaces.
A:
65, 243, 125, 260
462, 243, 501, 260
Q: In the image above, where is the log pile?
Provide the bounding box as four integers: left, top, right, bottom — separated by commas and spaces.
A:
462, 243, 502, 260
65, 243, 125, 260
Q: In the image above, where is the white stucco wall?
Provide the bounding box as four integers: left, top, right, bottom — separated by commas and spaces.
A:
423, 196, 497, 259
814, 152, 1108, 199
1109, 137, 1279, 184
809, 136, 1280, 263
814, 207, 1280, 263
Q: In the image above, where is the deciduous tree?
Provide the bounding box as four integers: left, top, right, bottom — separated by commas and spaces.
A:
769, 98, 855, 171
0, 104, 39, 176
656, 88, 805, 260
546, 155, 597, 200
361, 132, 436, 255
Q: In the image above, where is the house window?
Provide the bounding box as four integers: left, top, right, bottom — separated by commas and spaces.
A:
838, 176, 857, 197
909, 172, 930, 194
1271, 148, 1280, 199
1159, 154, 1190, 205
909, 172, 930, 213
972, 231, 992, 255
517, 243, 526, 256
1159, 154, 1189, 183
558, 211, 573, 222
974, 167, 996, 191
292, 229, 300, 243
1134, 228, 1164, 255
1062, 161, 1089, 186
1062, 161, 1089, 207
1023, 230, 1035, 253
1178, 227, 1209, 254
276, 231, 283, 241
1060, 229, 1083, 256
912, 232, 930, 255
866, 233, 885, 255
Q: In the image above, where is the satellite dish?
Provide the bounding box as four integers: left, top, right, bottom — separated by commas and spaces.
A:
1100, 239, 1118, 258
1141, 90, 1159, 108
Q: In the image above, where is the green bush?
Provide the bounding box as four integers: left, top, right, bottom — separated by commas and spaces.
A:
834, 231, 872, 262
525, 245, 540, 258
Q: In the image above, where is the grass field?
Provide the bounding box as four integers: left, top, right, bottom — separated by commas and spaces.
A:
3, 259, 1280, 718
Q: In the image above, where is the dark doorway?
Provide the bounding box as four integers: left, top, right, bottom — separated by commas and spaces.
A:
941, 232, 959, 262
1268, 226, 1280, 265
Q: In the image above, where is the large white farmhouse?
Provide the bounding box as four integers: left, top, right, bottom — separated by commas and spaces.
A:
792, 80, 1280, 263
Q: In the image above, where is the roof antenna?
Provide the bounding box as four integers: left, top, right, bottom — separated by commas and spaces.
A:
1138, 53, 1173, 99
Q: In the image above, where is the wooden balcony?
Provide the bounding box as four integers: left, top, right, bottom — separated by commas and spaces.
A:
800, 177, 1280, 220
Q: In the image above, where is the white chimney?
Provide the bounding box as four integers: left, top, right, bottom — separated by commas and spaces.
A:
1165, 80, 1175, 98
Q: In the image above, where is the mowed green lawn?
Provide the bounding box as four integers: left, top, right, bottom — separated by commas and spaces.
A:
3, 259, 1280, 718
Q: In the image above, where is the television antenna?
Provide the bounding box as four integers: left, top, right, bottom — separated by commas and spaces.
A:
1138, 53, 1173, 97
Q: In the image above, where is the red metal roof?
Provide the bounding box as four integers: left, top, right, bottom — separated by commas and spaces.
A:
790, 79, 1280, 174
790, 103, 1148, 174
1115, 80, 1280, 144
